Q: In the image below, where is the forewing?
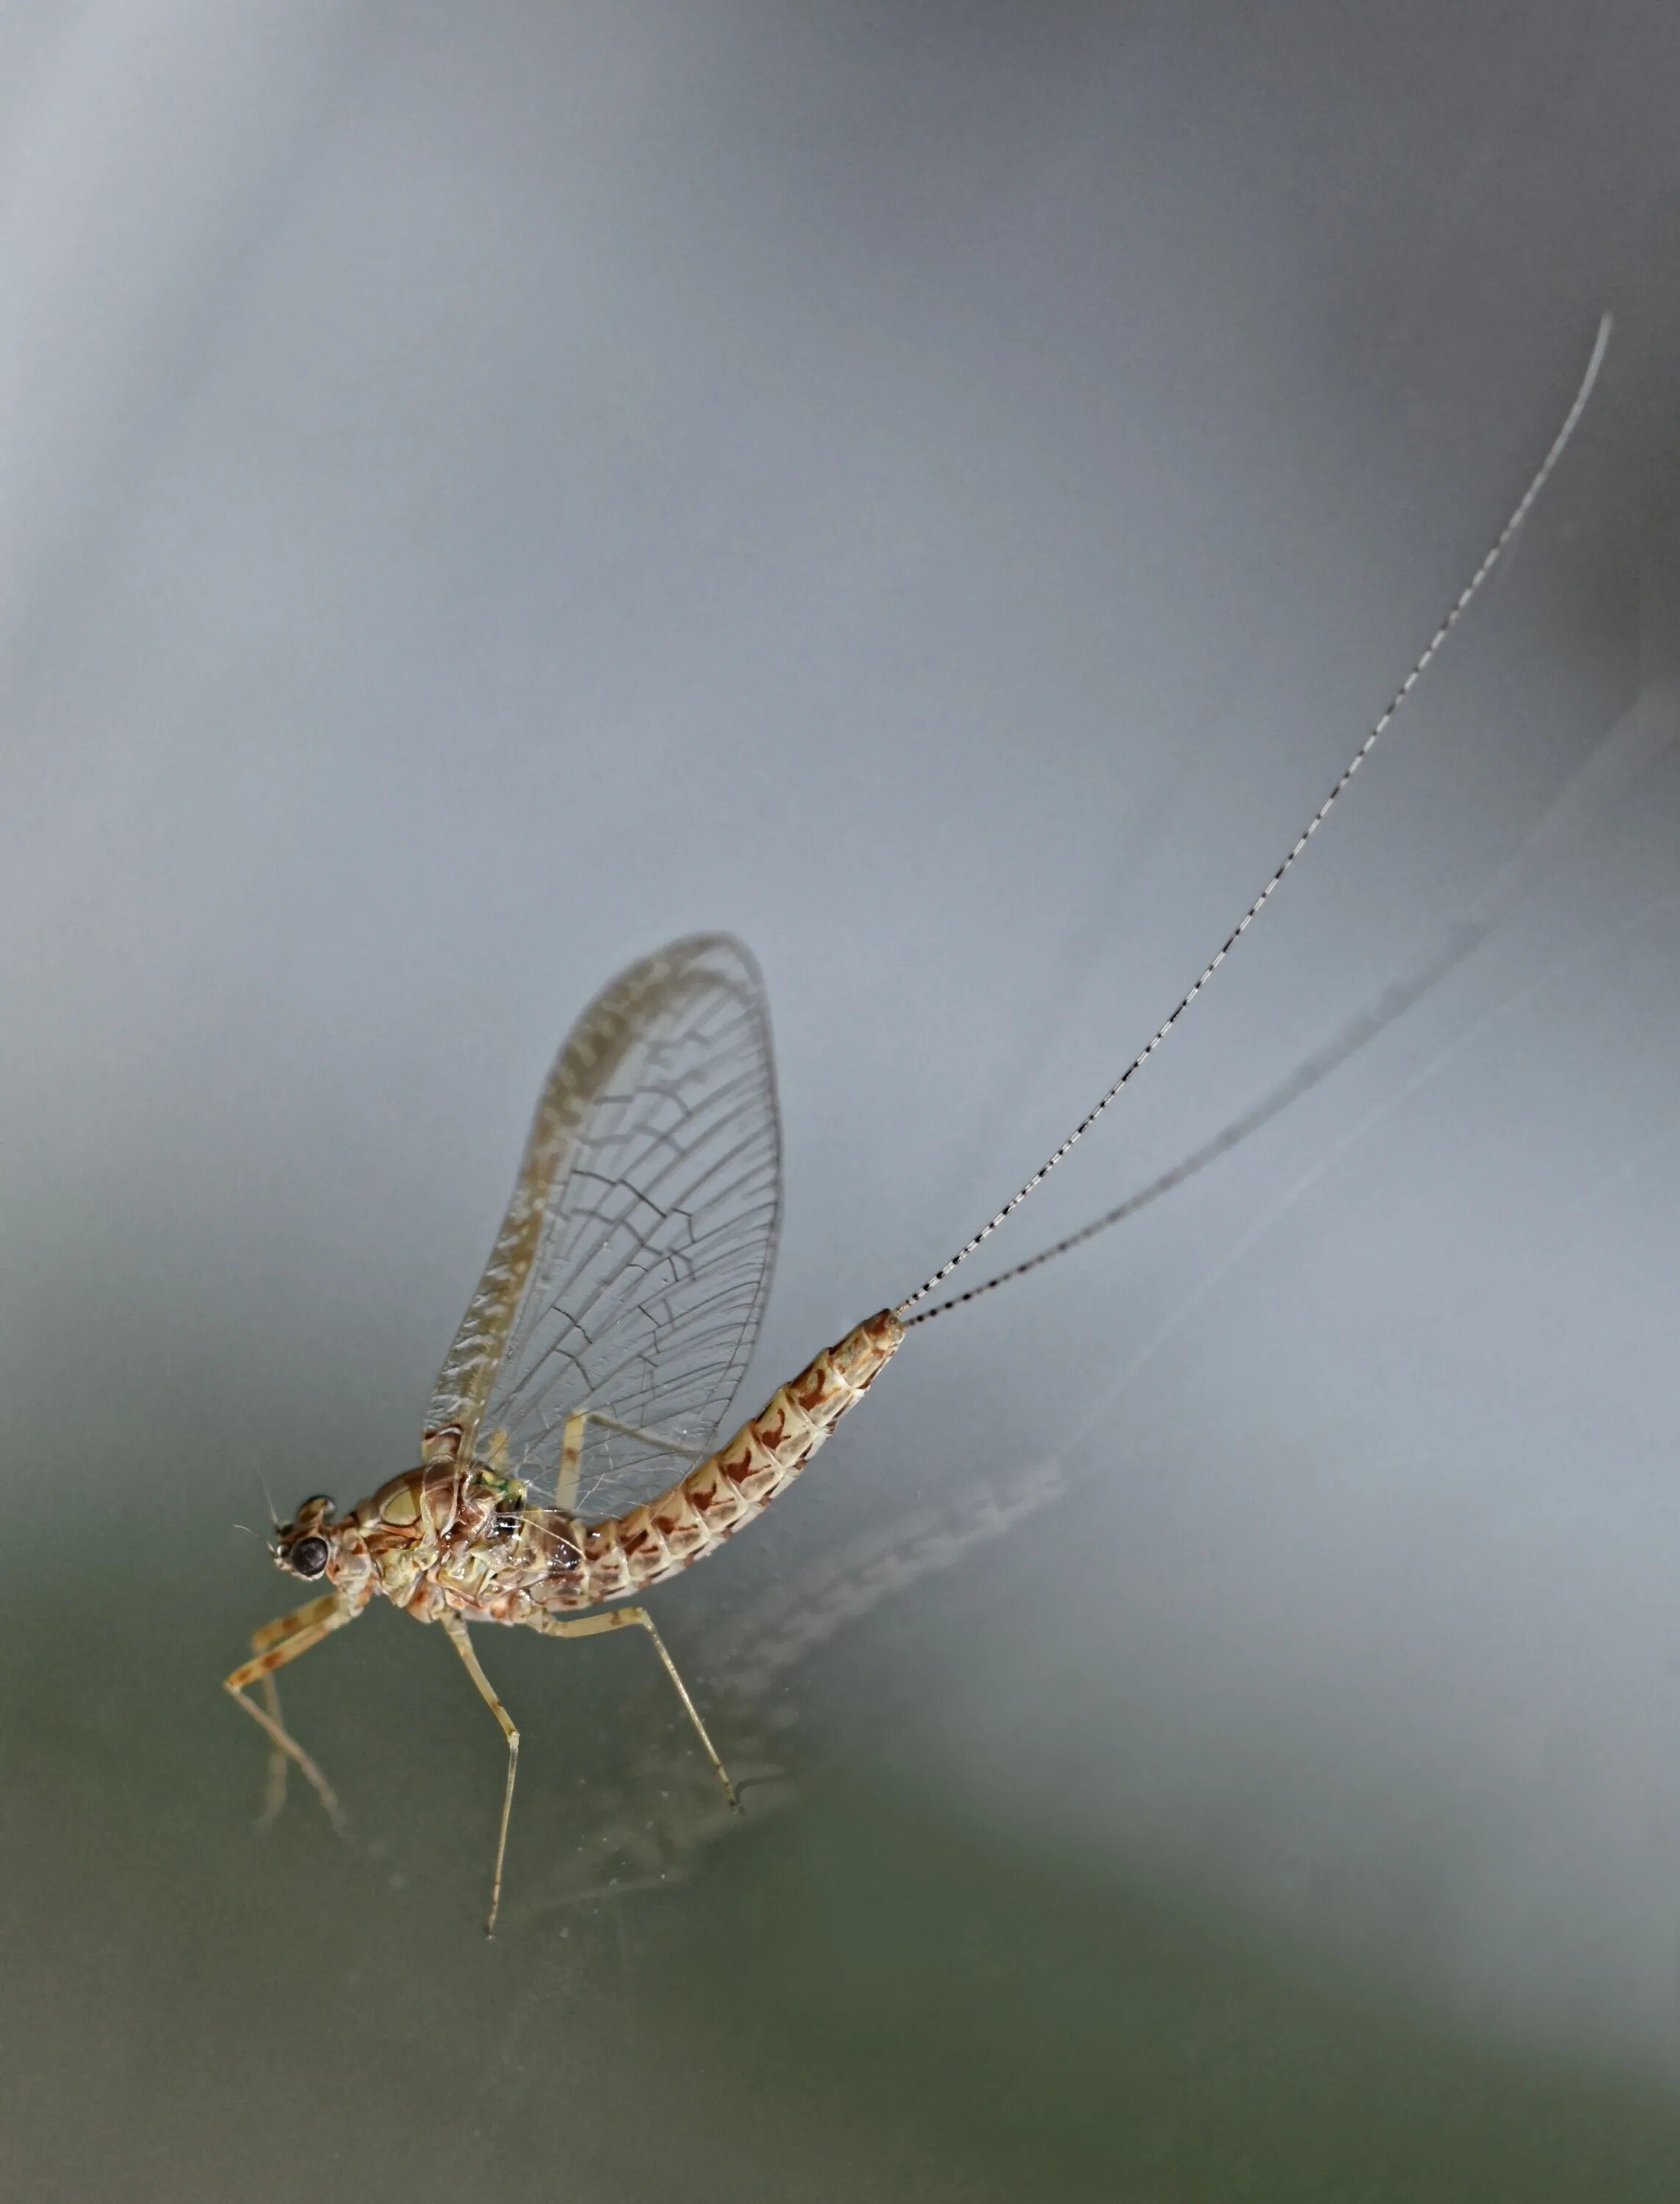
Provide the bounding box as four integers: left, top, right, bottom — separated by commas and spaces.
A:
422, 935, 781, 1522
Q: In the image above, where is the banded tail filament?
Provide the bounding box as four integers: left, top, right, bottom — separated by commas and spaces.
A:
226, 320, 1609, 1933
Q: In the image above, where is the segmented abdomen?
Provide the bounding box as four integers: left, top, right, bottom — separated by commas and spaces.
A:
556, 1308, 904, 1608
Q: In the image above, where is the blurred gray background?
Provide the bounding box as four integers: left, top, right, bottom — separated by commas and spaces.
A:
3, 3, 1680, 2197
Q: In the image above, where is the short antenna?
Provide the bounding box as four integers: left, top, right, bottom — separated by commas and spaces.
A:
896, 314, 1612, 1321
256, 1464, 281, 1533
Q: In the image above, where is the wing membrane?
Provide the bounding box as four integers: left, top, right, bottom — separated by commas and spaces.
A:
423, 935, 782, 1520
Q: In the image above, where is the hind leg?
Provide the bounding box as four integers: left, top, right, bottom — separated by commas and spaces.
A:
531, 1605, 738, 1810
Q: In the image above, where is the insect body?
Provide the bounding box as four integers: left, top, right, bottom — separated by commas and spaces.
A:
227, 932, 904, 1931
227, 323, 1609, 1934
266, 1308, 901, 1632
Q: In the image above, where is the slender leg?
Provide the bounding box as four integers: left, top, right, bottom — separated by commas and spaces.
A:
224, 1597, 355, 1835
532, 1605, 740, 1812
555, 1409, 696, 1513
555, 1411, 587, 1512
259, 1674, 289, 1826
248, 1593, 341, 1826
440, 1614, 520, 1938
248, 1594, 342, 1654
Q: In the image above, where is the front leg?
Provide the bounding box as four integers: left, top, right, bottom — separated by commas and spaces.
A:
224, 1595, 356, 1834
246, 1592, 342, 1826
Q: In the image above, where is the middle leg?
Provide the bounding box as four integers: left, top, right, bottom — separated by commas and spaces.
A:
440, 1613, 520, 1938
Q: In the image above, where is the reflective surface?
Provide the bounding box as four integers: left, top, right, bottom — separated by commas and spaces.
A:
4, 4, 1680, 2195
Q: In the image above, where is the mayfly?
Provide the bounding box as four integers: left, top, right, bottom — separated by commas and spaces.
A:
228, 320, 1609, 1932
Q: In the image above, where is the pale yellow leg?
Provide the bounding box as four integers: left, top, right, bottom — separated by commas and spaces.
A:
555, 1411, 588, 1513
440, 1613, 520, 1938
248, 1592, 342, 1826
259, 1674, 290, 1826
533, 1605, 740, 1812
224, 1596, 354, 1835
555, 1408, 696, 1513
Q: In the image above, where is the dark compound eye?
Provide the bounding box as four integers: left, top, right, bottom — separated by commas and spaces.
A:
289, 1535, 330, 1579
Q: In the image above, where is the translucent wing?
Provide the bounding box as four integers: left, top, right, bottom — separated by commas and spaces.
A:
422, 934, 782, 1521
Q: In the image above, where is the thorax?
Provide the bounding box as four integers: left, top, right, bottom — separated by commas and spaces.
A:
330, 1464, 587, 1624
